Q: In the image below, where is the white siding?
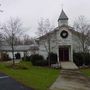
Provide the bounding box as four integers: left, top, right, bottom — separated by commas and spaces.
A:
72, 34, 82, 52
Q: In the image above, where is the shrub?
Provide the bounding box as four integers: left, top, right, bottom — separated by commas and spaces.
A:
73, 52, 83, 66
30, 54, 47, 66
47, 52, 57, 64
22, 56, 31, 61
15, 53, 21, 59
25, 56, 31, 61
84, 53, 90, 65
0, 53, 11, 61
73, 52, 90, 66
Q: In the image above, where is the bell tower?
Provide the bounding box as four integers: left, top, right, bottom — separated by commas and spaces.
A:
58, 9, 68, 27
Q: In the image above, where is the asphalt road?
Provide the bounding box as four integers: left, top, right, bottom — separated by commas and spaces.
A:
0, 73, 33, 90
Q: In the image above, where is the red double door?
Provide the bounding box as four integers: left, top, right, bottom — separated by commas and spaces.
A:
59, 47, 69, 61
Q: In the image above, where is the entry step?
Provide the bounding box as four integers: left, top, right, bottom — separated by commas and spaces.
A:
61, 62, 78, 70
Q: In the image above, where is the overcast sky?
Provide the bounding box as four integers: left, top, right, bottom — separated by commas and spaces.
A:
0, 0, 90, 37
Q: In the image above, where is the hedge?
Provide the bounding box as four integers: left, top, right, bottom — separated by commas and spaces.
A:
15, 53, 21, 59
22, 56, 31, 61
73, 52, 90, 66
0, 53, 11, 61
31, 54, 48, 66
47, 52, 57, 65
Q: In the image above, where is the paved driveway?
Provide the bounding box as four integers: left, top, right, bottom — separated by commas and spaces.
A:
0, 73, 33, 90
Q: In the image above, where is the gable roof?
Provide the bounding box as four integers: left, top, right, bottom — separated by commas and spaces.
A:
37, 25, 82, 40
58, 9, 68, 21
37, 25, 69, 40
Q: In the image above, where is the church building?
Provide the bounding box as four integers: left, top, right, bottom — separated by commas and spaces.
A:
37, 10, 84, 65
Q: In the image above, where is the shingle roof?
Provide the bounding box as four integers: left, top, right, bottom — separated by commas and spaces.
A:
58, 9, 68, 21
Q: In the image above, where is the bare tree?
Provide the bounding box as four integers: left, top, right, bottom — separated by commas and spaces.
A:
74, 16, 90, 52
23, 34, 34, 45
74, 16, 90, 65
14, 37, 23, 45
5, 36, 24, 45
0, 4, 4, 46
0, 33, 4, 46
37, 18, 54, 66
2, 18, 24, 65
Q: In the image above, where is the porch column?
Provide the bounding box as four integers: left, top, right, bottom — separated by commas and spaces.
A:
71, 45, 73, 62
69, 45, 73, 62
57, 47, 60, 67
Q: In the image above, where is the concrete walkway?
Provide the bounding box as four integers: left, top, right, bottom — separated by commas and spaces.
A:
50, 70, 90, 90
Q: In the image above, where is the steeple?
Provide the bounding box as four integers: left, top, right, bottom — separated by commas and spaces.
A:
58, 9, 68, 26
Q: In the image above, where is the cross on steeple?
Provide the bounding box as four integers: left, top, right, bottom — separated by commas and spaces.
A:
61, 0, 64, 9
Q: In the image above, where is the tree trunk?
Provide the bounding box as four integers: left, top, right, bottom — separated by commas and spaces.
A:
12, 34, 15, 65
48, 38, 51, 67
48, 52, 51, 67
12, 45, 15, 65
82, 44, 85, 66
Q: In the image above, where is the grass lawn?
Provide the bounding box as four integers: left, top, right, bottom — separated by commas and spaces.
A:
80, 68, 90, 77
0, 61, 60, 90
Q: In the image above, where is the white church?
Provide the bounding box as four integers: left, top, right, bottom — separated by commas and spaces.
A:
37, 9, 86, 66
0, 9, 89, 69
